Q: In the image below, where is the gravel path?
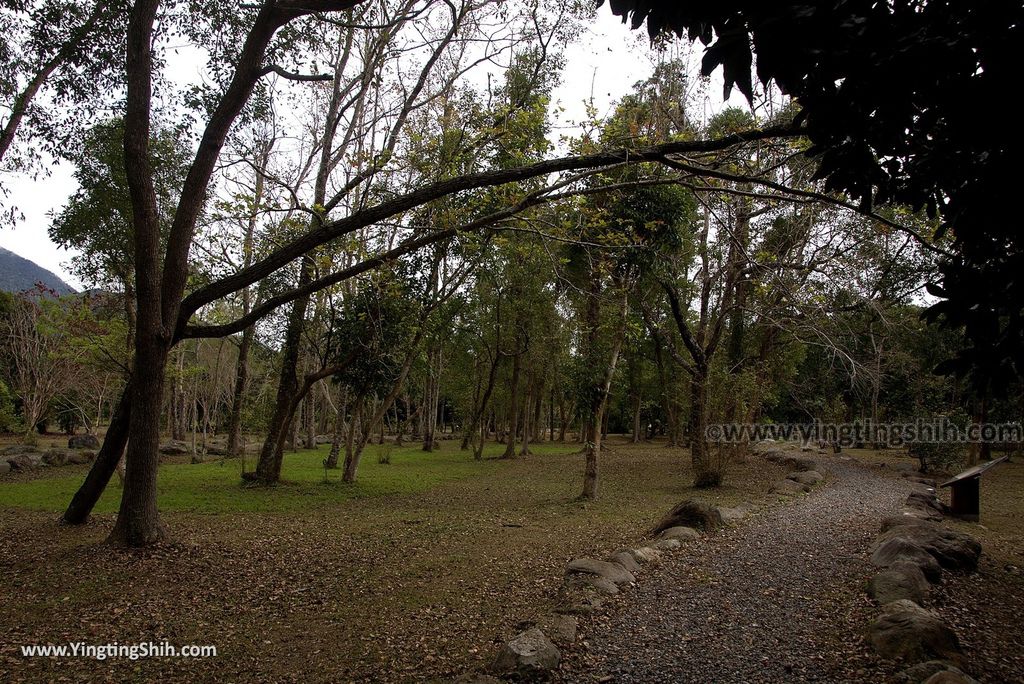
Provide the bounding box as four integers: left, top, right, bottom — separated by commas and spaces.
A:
563, 458, 912, 683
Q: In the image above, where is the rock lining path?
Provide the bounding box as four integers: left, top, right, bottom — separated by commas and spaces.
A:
563, 459, 912, 683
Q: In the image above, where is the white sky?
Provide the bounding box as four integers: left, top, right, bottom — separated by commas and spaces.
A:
0, 9, 748, 290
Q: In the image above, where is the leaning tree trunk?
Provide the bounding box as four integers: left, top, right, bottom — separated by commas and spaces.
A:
63, 384, 132, 523
466, 347, 501, 457
344, 333, 422, 481
580, 285, 627, 500
254, 258, 313, 483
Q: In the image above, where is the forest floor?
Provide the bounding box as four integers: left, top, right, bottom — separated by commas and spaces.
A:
1, 438, 1021, 683
1, 436, 783, 683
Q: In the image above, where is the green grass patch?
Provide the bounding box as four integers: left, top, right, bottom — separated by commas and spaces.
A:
0, 440, 576, 514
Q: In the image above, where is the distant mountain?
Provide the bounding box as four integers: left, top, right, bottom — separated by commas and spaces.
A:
0, 246, 76, 296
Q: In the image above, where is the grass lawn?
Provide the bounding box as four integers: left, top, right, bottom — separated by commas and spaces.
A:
0, 440, 583, 514
0, 436, 789, 683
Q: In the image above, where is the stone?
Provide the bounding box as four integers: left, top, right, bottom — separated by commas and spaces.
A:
67, 450, 94, 465
564, 573, 619, 596
42, 449, 70, 466
870, 536, 943, 583
784, 455, 817, 471
159, 441, 190, 455
771, 478, 810, 496
899, 505, 944, 522
205, 445, 230, 456
905, 490, 949, 520
608, 551, 642, 574
566, 558, 635, 585
1, 445, 37, 455
490, 628, 560, 678
868, 561, 930, 604
651, 538, 681, 551
716, 502, 753, 523
67, 433, 100, 449
0, 461, 10, 475
452, 675, 506, 684
787, 470, 823, 485
873, 519, 981, 572
657, 526, 700, 542
896, 661, 965, 683
923, 670, 979, 684
540, 614, 577, 645
868, 600, 963, 665
619, 547, 662, 565
555, 582, 605, 615
922, 672, 975, 684
5, 453, 38, 471
557, 585, 602, 618
650, 499, 723, 535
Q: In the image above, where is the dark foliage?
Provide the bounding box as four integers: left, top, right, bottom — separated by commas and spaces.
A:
603, 0, 1024, 393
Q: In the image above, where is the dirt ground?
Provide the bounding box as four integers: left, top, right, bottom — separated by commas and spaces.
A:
0, 437, 786, 683
2, 440, 1021, 683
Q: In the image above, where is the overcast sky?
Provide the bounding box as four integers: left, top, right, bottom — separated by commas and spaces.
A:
0, 9, 746, 290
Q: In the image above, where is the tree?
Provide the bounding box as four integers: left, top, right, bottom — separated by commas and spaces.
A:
0, 1, 124, 172
50, 117, 191, 344
604, 0, 1024, 396
60, 0, 802, 544
0, 290, 95, 439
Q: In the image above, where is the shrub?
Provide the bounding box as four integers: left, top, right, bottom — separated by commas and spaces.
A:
0, 380, 20, 433
907, 410, 968, 474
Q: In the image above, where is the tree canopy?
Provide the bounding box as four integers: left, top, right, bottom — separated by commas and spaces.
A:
604, 0, 1024, 393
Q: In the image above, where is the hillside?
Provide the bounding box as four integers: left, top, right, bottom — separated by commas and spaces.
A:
0, 246, 76, 295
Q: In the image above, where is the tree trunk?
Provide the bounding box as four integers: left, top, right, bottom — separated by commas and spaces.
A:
170, 348, 186, 441
689, 368, 717, 488
104, 0, 168, 547
422, 345, 442, 452
580, 280, 627, 500
227, 324, 252, 457
631, 393, 642, 443
532, 373, 544, 442
467, 345, 501, 457
519, 370, 533, 457
652, 333, 679, 446
325, 387, 349, 469
254, 258, 312, 483
342, 394, 365, 482
304, 381, 317, 449
108, 336, 169, 546
558, 394, 567, 442
501, 345, 523, 459
63, 383, 132, 523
